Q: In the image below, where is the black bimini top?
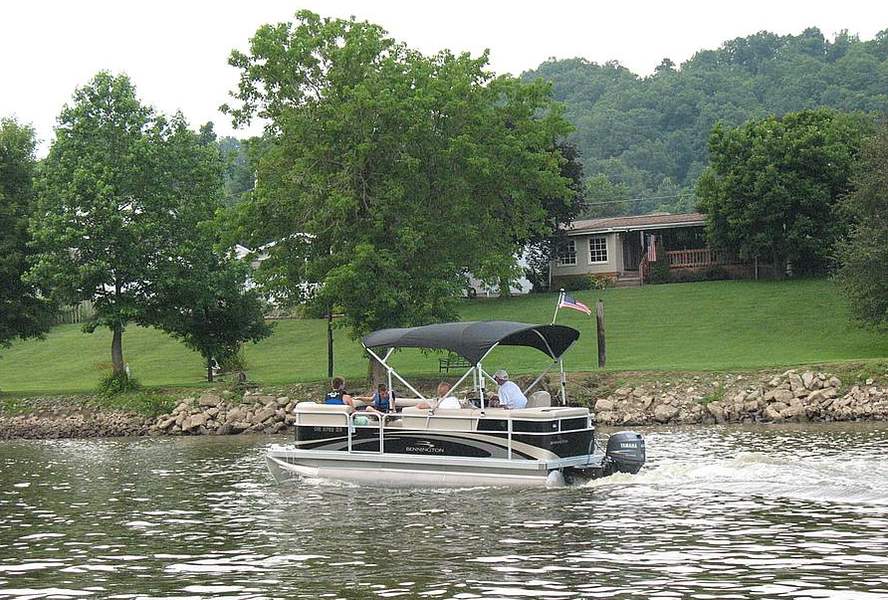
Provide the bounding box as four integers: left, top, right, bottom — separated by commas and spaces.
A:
362, 321, 580, 365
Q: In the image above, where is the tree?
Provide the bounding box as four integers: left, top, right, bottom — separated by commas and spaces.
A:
835, 121, 888, 330
0, 118, 54, 353
524, 141, 585, 292
224, 11, 574, 338
696, 109, 872, 274
147, 232, 272, 382
29, 72, 223, 377
582, 174, 630, 218
522, 28, 888, 206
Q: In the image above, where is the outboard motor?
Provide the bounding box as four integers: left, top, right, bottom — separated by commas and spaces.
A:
604, 431, 646, 475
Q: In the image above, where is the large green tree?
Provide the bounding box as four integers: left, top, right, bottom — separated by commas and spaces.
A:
30, 72, 224, 377
696, 108, 872, 274
835, 121, 888, 330
0, 118, 54, 353
224, 11, 574, 336
147, 230, 272, 382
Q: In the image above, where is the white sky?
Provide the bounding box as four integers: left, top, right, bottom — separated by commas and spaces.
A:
2, 0, 886, 153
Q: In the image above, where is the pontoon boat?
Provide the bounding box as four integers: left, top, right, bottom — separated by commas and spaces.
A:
266, 321, 645, 487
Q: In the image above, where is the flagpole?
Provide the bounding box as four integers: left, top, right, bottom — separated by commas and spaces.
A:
551, 288, 564, 325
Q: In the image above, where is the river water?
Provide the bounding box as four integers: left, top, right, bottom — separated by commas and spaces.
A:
2, 424, 888, 599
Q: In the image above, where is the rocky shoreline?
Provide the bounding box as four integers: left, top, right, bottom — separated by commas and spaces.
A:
1, 367, 886, 440
589, 369, 888, 426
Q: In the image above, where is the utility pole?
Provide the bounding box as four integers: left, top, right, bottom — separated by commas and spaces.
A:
596, 299, 606, 368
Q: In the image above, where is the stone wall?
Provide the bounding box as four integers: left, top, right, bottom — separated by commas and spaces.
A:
1, 367, 885, 439
590, 369, 888, 426
149, 390, 297, 436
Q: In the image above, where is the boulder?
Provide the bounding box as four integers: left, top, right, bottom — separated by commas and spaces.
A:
706, 402, 725, 423
230, 421, 251, 433
594, 398, 615, 412
226, 407, 244, 423
198, 394, 222, 407
744, 399, 762, 413
596, 411, 618, 425
763, 404, 784, 421
614, 387, 633, 397
654, 404, 679, 423
806, 390, 826, 404
801, 371, 816, 390
276, 397, 290, 407
253, 407, 277, 425
182, 412, 208, 432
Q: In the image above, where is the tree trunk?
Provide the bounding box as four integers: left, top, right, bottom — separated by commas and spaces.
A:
207, 357, 214, 383
111, 325, 124, 376
368, 349, 388, 387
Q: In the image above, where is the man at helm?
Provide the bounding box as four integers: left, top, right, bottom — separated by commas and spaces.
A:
491, 369, 527, 409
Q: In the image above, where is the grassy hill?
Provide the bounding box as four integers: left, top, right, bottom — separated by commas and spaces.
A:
1, 279, 886, 394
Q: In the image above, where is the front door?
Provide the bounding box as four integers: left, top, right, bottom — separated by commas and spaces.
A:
623, 231, 643, 271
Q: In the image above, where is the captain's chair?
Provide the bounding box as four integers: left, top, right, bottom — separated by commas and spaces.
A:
526, 390, 552, 408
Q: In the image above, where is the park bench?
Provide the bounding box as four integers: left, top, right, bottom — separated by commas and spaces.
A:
438, 352, 471, 375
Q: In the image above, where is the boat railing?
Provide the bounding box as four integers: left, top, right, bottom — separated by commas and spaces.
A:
293, 406, 593, 460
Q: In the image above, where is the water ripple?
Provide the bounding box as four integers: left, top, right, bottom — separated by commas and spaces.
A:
1, 424, 887, 599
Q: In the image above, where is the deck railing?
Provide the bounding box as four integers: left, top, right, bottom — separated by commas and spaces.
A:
292, 406, 593, 461
666, 248, 738, 268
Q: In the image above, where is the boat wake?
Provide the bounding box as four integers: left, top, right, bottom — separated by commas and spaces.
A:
582, 451, 888, 507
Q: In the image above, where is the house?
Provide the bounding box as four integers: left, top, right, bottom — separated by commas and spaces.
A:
551, 212, 753, 287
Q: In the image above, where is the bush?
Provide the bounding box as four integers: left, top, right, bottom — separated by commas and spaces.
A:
558, 275, 593, 291
648, 259, 671, 284
219, 349, 248, 373
668, 265, 734, 284
97, 371, 142, 396
591, 274, 615, 290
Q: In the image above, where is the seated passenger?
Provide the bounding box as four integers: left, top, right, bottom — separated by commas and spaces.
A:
356, 383, 395, 413
418, 382, 461, 410
490, 369, 527, 409
324, 376, 355, 407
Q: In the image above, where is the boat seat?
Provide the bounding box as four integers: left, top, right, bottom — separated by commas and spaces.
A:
292, 402, 353, 427
479, 406, 590, 420
526, 390, 552, 408
401, 407, 479, 431
395, 397, 425, 408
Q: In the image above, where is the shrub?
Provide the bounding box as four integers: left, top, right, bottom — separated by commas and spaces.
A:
97, 371, 142, 396
219, 349, 248, 373
559, 275, 593, 291
591, 274, 615, 290
648, 259, 671, 284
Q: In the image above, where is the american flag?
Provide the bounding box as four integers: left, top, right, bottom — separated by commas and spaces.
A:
647, 234, 657, 262
559, 293, 592, 315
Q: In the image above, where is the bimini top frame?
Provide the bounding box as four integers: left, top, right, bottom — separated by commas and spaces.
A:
361, 321, 580, 407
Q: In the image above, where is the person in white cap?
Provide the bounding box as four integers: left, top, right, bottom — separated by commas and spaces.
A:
491, 369, 527, 409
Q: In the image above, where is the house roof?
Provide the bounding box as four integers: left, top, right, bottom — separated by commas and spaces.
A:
567, 212, 706, 235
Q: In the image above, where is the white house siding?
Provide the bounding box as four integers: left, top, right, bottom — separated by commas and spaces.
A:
552, 233, 620, 277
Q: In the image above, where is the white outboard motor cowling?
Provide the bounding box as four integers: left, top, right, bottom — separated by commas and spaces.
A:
605, 431, 646, 474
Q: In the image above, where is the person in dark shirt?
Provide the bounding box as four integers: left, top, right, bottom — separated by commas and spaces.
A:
324, 376, 355, 407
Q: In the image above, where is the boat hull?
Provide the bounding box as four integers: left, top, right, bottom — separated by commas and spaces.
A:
266, 446, 608, 488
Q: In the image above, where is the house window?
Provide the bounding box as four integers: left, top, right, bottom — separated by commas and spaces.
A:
589, 235, 608, 263
557, 240, 577, 265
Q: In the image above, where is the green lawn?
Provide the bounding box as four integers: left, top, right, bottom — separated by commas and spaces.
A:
1, 279, 886, 394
